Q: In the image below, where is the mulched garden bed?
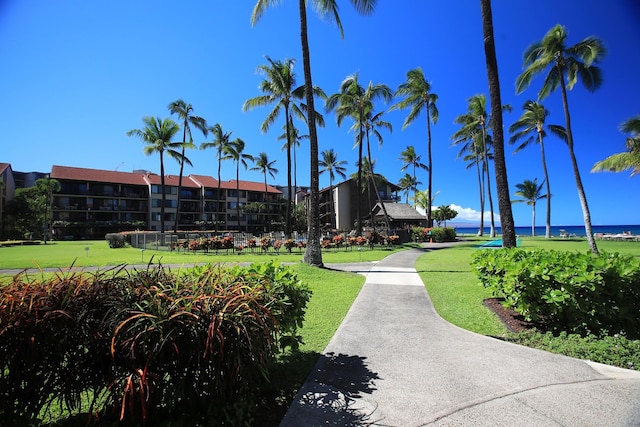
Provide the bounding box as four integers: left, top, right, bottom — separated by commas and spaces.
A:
483, 298, 537, 333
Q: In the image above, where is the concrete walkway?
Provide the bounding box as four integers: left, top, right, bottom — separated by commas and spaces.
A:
281, 248, 640, 426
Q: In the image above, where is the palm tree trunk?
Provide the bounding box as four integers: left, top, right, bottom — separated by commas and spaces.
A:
299, 0, 323, 266
236, 163, 242, 233
426, 103, 433, 227
356, 130, 363, 235
284, 112, 293, 238
538, 134, 552, 238
366, 130, 391, 231
476, 150, 485, 236
329, 180, 335, 229
480, 0, 516, 247
531, 203, 536, 237
174, 147, 185, 234
159, 153, 166, 233
559, 78, 599, 254
264, 174, 269, 233
217, 153, 222, 232
484, 155, 496, 237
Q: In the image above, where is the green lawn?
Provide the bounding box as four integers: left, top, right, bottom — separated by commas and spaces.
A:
0, 240, 411, 270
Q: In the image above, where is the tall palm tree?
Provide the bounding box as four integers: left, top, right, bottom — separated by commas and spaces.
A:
410, 189, 437, 225
453, 95, 497, 237
319, 148, 347, 230
398, 173, 420, 204
127, 117, 181, 233
224, 138, 253, 232
243, 57, 304, 238
509, 100, 567, 238
326, 73, 392, 235
35, 176, 60, 244
361, 109, 392, 230
250, 152, 278, 233
200, 123, 232, 229
592, 115, 640, 177
516, 23, 606, 254
513, 178, 546, 237
251, 0, 378, 266
480, 0, 516, 248
399, 145, 428, 202
392, 68, 439, 226
168, 99, 207, 233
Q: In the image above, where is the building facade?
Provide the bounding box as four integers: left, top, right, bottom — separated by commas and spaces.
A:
48, 165, 282, 239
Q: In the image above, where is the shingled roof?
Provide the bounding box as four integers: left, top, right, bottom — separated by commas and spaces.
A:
51, 165, 148, 186
371, 202, 424, 220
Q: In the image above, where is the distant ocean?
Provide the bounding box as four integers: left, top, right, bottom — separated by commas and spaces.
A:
452, 224, 640, 237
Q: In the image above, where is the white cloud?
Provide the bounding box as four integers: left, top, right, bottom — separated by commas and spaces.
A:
412, 203, 500, 224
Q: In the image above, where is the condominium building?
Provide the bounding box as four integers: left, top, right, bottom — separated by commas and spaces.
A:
49, 165, 282, 239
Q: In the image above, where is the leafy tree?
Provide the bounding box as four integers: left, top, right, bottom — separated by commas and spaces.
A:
35, 177, 61, 243
592, 115, 640, 177
410, 189, 437, 224
4, 187, 40, 239
250, 152, 278, 233
513, 178, 546, 237
509, 100, 567, 238
480, 0, 517, 248
127, 117, 181, 233
224, 138, 253, 232
392, 68, 439, 226
399, 145, 427, 202
168, 100, 207, 233
432, 204, 458, 228
326, 73, 392, 234
278, 123, 309, 194
516, 23, 606, 254
200, 123, 232, 229
319, 148, 347, 230
251, 0, 377, 266
398, 173, 421, 204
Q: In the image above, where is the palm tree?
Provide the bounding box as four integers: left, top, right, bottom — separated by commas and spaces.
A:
200, 123, 232, 229
513, 178, 546, 237
127, 117, 181, 233
399, 145, 428, 202
398, 173, 421, 204
515, 24, 606, 254
168, 99, 207, 233
592, 115, 640, 177
326, 73, 392, 235
224, 138, 253, 232
509, 100, 567, 238
392, 68, 439, 226
453, 95, 497, 237
250, 152, 278, 233
319, 148, 347, 229
410, 189, 438, 225
35, 176, 60, 244
243, 57, 304, 238
480, 0, 517, 248
251, 0, 377, 267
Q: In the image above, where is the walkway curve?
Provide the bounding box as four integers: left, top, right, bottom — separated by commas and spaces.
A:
281, 248, 640, 426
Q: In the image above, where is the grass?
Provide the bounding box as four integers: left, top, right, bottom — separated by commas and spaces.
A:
0, 240, 410, 270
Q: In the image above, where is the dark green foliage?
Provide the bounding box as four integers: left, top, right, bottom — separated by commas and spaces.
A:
0, 261, 311, 425
505, 330, 640, 371
105, 233, 126, 248
473, 249, 640, 337
410, 227, 457, 243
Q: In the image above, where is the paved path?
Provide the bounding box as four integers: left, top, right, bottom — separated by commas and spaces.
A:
282, 248, 640, 426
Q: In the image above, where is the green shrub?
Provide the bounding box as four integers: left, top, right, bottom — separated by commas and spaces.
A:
105, 233, 126, 248
430, 227, 457, 243
0, 261, 311, 425
472, 249, 640, 337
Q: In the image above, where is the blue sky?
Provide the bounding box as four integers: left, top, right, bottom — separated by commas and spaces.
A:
1, 1, 638, 227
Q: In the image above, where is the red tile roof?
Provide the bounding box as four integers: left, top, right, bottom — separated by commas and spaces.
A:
142, 173, 200, 188
51, 165, 148, 186
189, 175, 281, 194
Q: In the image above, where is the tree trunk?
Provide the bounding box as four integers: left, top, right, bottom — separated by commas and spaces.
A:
483, 150, 496, 238
356, 128, 364, 235
559, 76, 599, 254
426, 102, 434, 227
285, 110, 293, 239
217, 153, 222, 232
480, 0, 516, 247
174, 147, 185, 234
237, 164, 242, 233
159, 152, 166, 233
367, 130, 391, 231
538, 133, 552, 238
477, 149, 485, 236
531, 203, 536, 237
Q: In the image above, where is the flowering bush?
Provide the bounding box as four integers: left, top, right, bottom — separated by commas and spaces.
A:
348, 236, 357, 246
332, 235, 345, 247
222, 235, 234, 250
387, 235, 400, 245
297, 240, 306, 249
356, 236, 367, 246
247, 238, 257, 248
260, 237, 271, 251
284, 239, 296, 253
273, 240, 282, 252
235, 245, 243, 254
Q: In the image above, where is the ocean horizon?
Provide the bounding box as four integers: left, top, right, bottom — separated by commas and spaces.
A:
451, 224, 640, 238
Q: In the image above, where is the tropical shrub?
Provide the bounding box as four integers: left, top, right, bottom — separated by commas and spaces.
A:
472, 249, 640, 337
387, 235, 400, 245
105, 233, 126, 248
0, 261, 311, 425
